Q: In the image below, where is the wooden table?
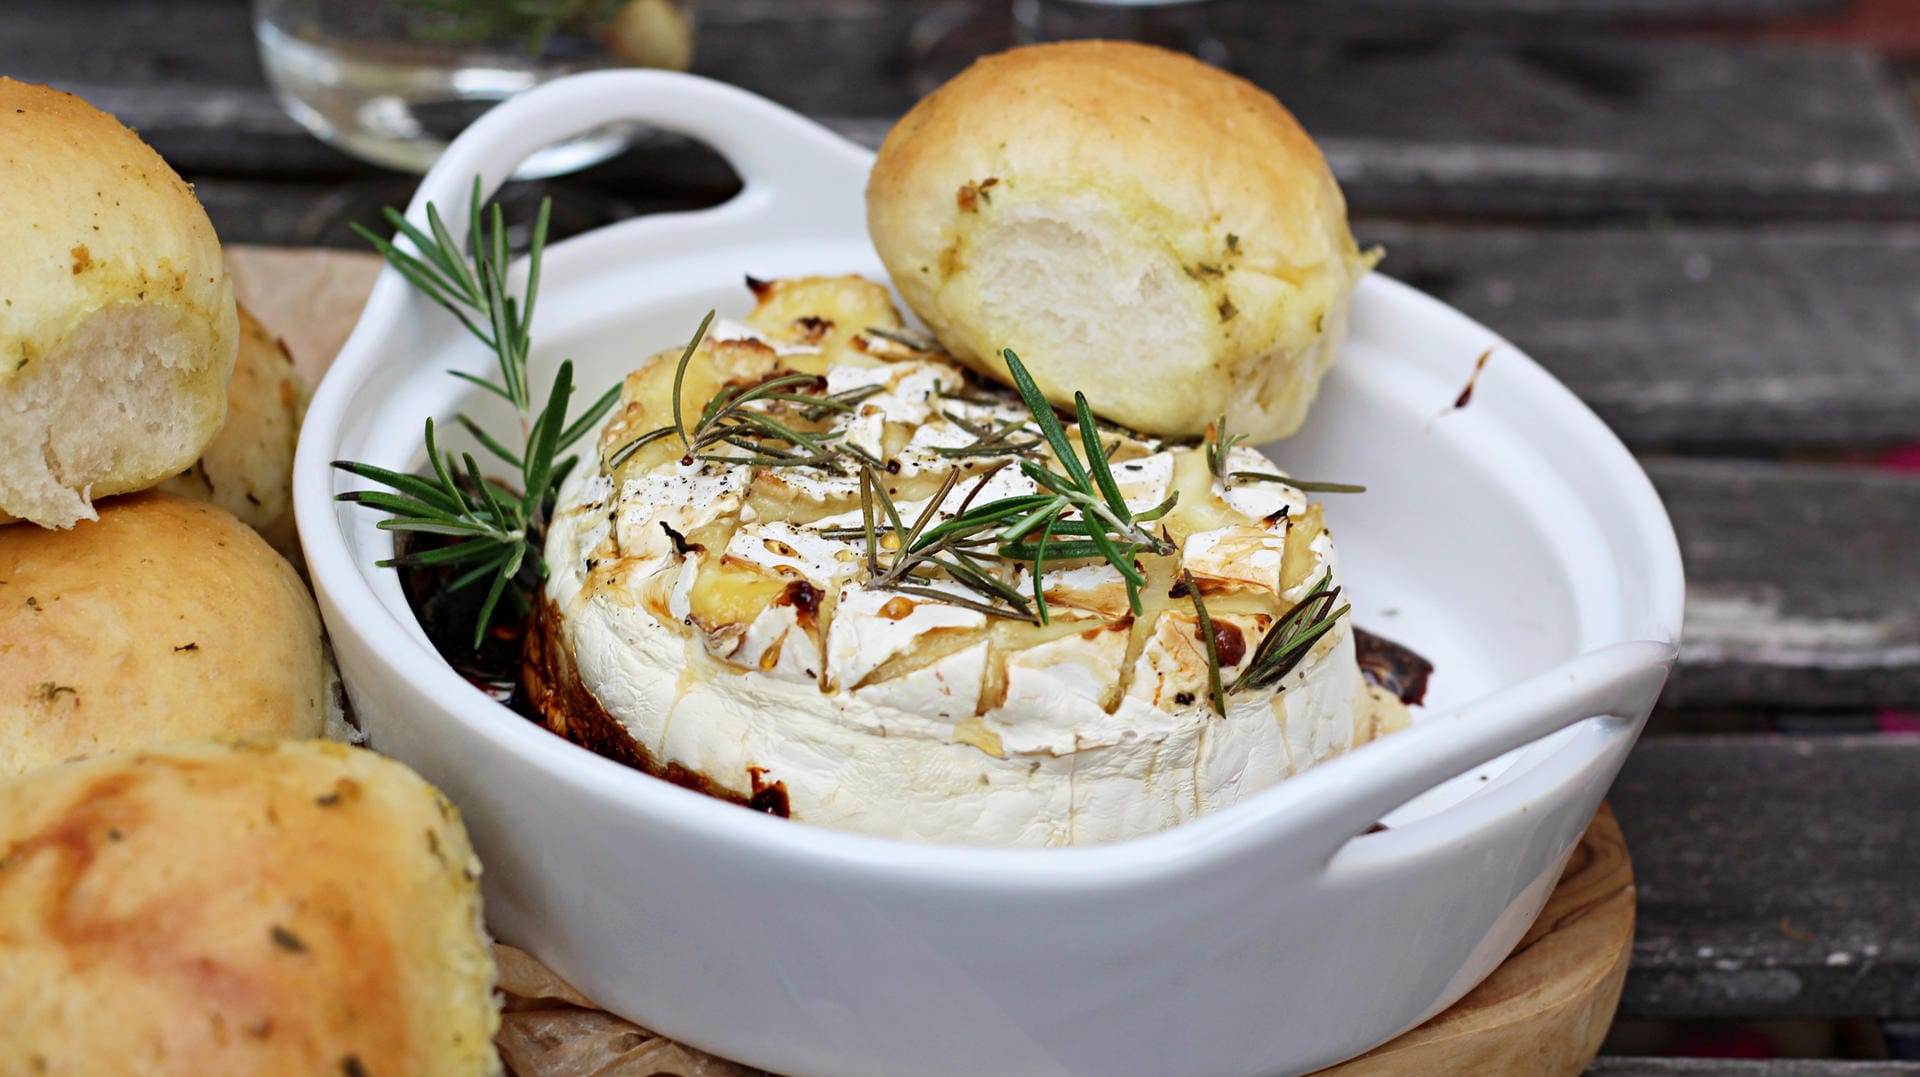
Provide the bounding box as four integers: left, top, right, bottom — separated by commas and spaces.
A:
9, 0, 1917, 1072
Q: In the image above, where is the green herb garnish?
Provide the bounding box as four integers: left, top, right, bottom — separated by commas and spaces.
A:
1205, 415, 1249, 490
605, 316, 879, 474
618, 341, 1176, 626
906, 349, 1177, 624
1233, 573, 1351, 693
1183, 569, 1228, 717
931, 409, 1044, 458
855, 466, 1035, 621
1207, 414, 1365, 495
1228, 472, 1369, 495
334, 179, 620, 649
861, 326, 940, 354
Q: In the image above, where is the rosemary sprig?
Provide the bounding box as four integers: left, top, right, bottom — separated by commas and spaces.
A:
1183, 569, 1228, 717
797, 384, 884, 422
668, 309, 714, 451
854, 465, 1035, 621
1204, 414, 1367, 495
605, 316, 882, 474
932, 409, 1044, 458
1205, 416, 1249, 490
847, 371, 1187, 626
907, 350, 1176, 624
861, 326, 940, 353
335, 180, 619, 649
1228, 472, 1369, 495
1233, 573, 1352, 693
1185, 419, 1364, 707
941, 393, 1011, 410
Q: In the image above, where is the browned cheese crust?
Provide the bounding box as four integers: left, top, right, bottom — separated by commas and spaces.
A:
523, 599, 789, 816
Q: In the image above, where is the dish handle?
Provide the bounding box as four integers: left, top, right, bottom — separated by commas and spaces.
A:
1288, 639, 1674, 868
400, 68, 872, 254
328, 69, 873, 398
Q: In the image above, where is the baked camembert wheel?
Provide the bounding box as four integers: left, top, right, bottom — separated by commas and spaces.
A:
531, 276, 1401, 845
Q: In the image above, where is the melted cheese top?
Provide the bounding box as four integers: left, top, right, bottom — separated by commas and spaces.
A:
543, 275, 1378, 845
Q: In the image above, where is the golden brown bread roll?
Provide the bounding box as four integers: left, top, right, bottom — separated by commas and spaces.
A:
159, 304, 307, 561
0, 738, 501, 1075
0, 491, 330, 779
0, 78, 239, 529
867, 41, 1373, 442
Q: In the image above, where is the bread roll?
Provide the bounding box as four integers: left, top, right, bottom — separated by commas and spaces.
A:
0, 491, 329, 779
0, 738, 501, 1076
0, 78, 239, 529
867, 41, 1373, 442
159, 304, 306, 560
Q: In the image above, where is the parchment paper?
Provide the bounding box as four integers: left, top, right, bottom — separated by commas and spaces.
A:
493, 944, 759, 1077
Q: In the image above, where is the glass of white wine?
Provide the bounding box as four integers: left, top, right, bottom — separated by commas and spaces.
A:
254, 0, 696, 177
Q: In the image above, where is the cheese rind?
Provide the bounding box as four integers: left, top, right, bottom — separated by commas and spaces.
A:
614, 461, 749, 560
537, 282, 1387, 846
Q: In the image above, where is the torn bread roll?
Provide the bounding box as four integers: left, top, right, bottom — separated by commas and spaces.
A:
160, 304, 307, 560
0, 78, 239, 528
0, 491, 335, 779
867, 41, 1373, 443
0, 738, 500, 1076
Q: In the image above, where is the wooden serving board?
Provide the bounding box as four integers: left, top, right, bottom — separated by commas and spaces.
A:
232, 245, 1636, 1077
1313, 805, 1634, 1077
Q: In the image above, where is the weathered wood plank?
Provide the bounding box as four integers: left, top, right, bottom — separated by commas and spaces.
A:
704, 0, 1846, 19
722, 28, 1920, 218
1362, 221, 1920, 449
4, 2, 1916, 216
1274, 40, 1920, 218
1650, 459, 1920, 711
1298, 0, 1843, 14
1590, 1060, 1920, 1076
1613, 736, 1920, 1021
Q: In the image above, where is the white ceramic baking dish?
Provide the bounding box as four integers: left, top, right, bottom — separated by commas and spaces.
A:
295, 70, 1683, 1077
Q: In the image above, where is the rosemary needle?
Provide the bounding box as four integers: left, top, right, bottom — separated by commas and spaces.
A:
1204, 413, 1365, 494
1183, 569, 1228, 717
335, 178, 617, 649
1233, 573, 1352, 693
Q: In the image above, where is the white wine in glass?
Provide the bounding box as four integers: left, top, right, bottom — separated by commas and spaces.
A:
254, 0, 696, 177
